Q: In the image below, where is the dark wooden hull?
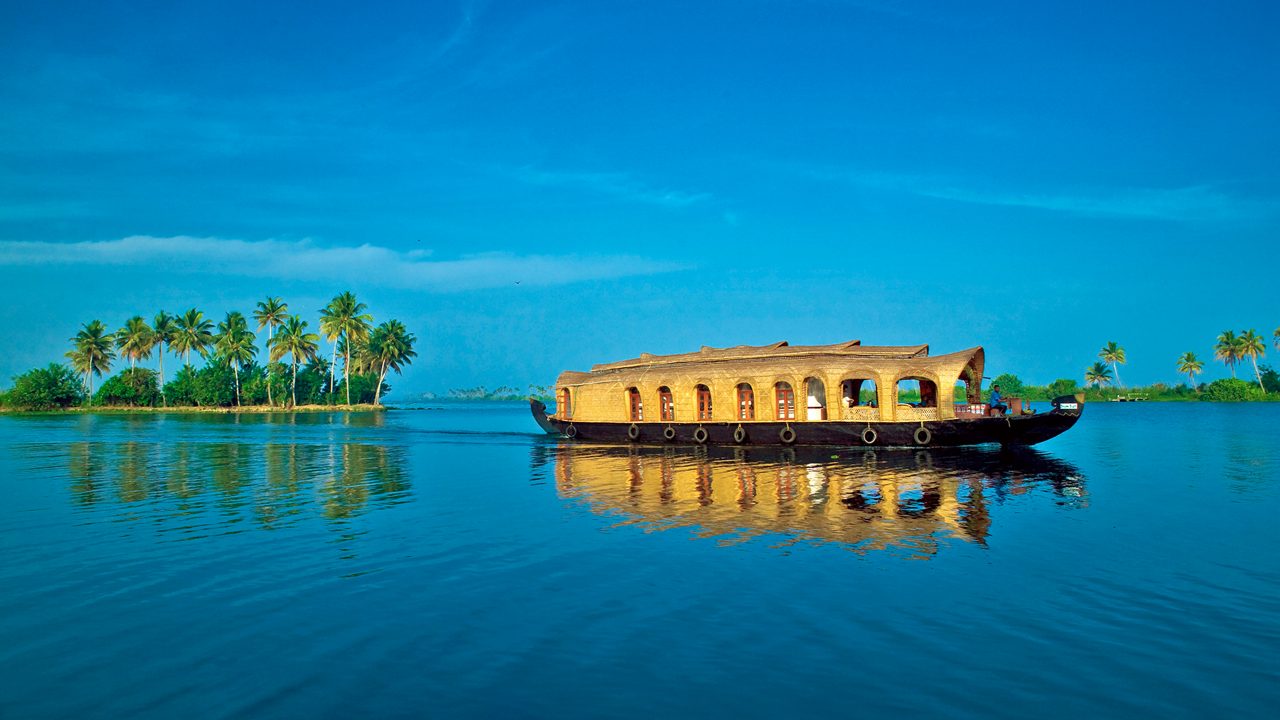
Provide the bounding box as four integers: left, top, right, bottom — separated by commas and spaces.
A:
529, 398, 1082, 448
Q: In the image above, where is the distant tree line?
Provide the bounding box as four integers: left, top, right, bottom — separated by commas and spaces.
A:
1, 292, 417, 411
1073, 330, 1279, 402
442, 385, 554, 402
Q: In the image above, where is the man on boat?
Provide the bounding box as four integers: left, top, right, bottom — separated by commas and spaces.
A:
989, 383, 1009, 416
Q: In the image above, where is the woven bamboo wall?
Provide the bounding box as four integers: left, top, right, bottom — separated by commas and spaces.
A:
555, 345, 984, 425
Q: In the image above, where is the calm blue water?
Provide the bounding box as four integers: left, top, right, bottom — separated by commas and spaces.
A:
1, 403, 1277, 718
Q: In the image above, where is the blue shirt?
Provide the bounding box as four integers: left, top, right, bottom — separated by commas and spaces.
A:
990, 389, 1003, 405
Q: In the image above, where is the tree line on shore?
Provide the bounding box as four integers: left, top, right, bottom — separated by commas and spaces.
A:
1, 292, 417, 411
435, 385, 555, 402
1004, 328, 1280, 403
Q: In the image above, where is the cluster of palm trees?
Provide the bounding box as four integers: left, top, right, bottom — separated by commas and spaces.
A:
1084, 341, 1125, 390
1080, 329, 1278, 393
64, 292, 416, 407
1209, 329, 1271, 391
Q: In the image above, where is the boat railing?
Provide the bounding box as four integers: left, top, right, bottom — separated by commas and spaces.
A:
840, 405, 880, 421
896, 406, 941, 422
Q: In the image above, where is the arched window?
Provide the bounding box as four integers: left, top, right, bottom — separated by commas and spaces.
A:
627, 387, 643, 421
557, 387, 573, 419
896, 377, 939, 408
737, 383, 755, 420
696, 384, 713, 420
775, 381, 795, 420
840, 378, 878, 407
957, 365, 981, 404
658, 386, 674, 421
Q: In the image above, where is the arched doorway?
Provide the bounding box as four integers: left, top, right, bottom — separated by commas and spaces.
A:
557, 387, 572, 418
839, 378, 878, 419
896, 377, 939, 408
805, 377, 827, 420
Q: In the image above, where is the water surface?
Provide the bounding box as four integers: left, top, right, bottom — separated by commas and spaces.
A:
1, 403, 1277, 718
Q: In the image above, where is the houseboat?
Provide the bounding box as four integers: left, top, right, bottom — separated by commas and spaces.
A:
529, 340, 1083, 447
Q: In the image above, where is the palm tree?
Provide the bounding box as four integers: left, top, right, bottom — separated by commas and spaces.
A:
1176, 352, 1203, 390
320, 291, 374, 406
268, 315, 319, 408
172, 308, 214, 368
1239, 329, 1266, 392
66, 320, 115, 394
253, 297, 289, 406
366, 320, 417, 406
115, 316, 155, 371
1085, 361, 1113, 390
1274, 327, 1279, 353
1098, 341, 1126, 388
215, 311, 257, 406
1215, 330, 1240, 378
153, 311, 177, 405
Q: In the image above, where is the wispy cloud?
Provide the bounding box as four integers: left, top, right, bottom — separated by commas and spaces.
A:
0, 236, 687, 291
505, 166, 711, 208
816, 168, 1274, 223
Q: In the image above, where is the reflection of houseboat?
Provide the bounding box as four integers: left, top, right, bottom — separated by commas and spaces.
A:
531, 340, 1082, 447
550, 444, 1087, 556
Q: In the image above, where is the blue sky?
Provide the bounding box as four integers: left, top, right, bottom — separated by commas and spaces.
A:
2, 0, 1278, 394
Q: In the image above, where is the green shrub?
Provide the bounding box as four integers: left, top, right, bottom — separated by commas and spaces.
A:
164, 366, 200, 406
237, 362, 284, 406
95, 368, 161, 407
1260, 364, 1280, 394
6, 364, 86, 409
1200, 378, 1265, 402
339, 373, 386, 404
1045, 378, 1080, 399
989, 373, 1025, 398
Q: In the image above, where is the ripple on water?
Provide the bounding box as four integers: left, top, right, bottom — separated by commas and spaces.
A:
1, 405, 1278, 718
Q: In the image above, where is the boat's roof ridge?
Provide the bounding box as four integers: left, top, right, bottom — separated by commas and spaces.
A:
590, 340, 935, 372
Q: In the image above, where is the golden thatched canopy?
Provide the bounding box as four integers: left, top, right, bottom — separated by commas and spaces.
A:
555, 340, 986, 423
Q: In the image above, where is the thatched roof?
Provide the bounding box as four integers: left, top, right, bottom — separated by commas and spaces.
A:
591, 340, 929, 372
558, 341, 981, 389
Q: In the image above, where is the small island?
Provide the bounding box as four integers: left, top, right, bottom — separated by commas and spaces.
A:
1, 292, 416, 412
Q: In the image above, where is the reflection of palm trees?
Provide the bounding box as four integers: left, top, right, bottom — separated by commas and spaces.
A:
165, 444, 198, 500
324, 444, 373, 519
60, 438, 409, 530
116, 441, 149, 503
68, 442, 103, 504
209, 443, 249, 496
